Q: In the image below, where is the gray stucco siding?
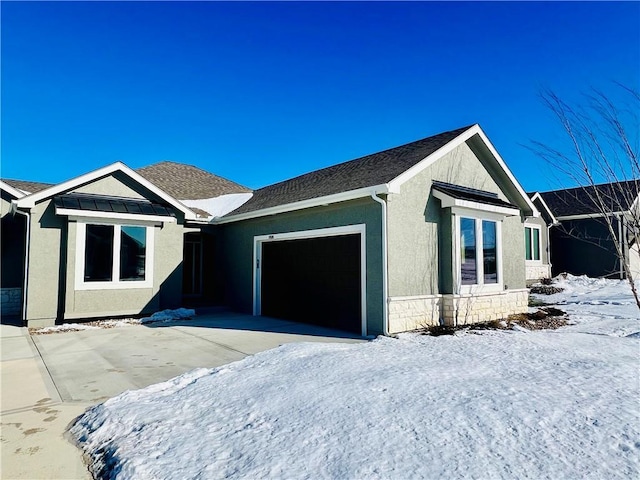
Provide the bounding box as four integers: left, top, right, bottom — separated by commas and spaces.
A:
220, 198, 385, 335
24, 199, 65, 323
387, 141, 527, 297
72, 172, 145, 199
62, 220, 184, 320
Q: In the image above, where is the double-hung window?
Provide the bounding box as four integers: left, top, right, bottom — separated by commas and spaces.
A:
76, 222, 154, 290
458, 215, 502, 291
524, 226, 541, 262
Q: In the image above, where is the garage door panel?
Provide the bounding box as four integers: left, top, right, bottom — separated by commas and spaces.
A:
261, 234, 361, 333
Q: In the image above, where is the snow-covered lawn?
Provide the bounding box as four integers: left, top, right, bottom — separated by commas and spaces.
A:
71, 277, 639, 479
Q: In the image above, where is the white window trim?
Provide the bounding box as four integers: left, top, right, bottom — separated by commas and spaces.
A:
75, 221, 155, 291
524, 224, 542, 264
453, 213, 503, 294
252, 224, 367, 337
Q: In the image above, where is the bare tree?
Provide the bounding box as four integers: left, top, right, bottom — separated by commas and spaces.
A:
528, 83, 640, 310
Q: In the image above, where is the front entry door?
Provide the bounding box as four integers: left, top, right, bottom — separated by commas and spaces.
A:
183, 233, 203, 296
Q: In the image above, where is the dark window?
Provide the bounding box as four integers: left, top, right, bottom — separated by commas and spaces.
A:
525, 227, 541, 261
120, 226, 146, 281
85, 225, 114, 282
483, 220, 497, 284
460, 218, 477, 285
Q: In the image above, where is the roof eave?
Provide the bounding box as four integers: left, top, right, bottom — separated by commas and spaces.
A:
214, 184, 391, 225
0, 180, 27, 199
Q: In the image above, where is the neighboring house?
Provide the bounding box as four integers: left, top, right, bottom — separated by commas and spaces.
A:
2, 124, 539, 334
523, 192, 558, 284
534, 180, 640, 279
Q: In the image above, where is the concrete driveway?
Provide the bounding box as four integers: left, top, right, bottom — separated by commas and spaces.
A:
1, 313, 365, 479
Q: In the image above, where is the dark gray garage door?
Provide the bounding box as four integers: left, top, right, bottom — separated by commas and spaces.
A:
261, 234, 361, 334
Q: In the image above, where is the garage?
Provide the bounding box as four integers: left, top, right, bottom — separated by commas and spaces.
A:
255, 226, 366, 335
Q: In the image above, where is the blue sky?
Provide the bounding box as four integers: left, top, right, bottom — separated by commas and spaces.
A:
2, 1, 638, 192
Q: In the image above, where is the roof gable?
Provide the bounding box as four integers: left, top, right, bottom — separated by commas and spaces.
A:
13, 162, 197, 220
136, 161, 250, 200
540, 180, 640, 218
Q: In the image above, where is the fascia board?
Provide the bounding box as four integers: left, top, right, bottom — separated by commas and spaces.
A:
215, 184, 390, 224
556, 211, 628, 221
0, 181, 26, 199
14, 162, 197, 220
57, 207, 177, 224
530, 192, 558, 224
473, 128, 539, 217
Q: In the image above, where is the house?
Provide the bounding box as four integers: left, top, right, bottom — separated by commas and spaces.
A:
533, 180, 640, 279
523, 192, 558, 284
2, 124, 539, 334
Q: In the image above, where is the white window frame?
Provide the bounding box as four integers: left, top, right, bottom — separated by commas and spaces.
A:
524, 224, 542, 264
75, 220, 155, 290
452, 208, 504, 294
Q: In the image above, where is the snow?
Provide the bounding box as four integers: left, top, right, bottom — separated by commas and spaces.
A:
139, 308, 195, 324
181, 193, 253, 219
71, 276, 640, 479
31, 309, 196, 334
532, 274, 639, 337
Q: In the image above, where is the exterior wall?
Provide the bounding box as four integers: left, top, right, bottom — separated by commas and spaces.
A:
550, 218, 621, 278
22, 173, 187, 327
62, 220, 184, 320
387, 289, 529, 333
440, 289, 529, 327
524, 216, 551, 283
24, 198, 65, 326
220, 198, 385, 335
386, 141, 528, 327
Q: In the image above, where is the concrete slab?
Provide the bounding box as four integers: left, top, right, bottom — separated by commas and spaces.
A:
2, 313, 366, 479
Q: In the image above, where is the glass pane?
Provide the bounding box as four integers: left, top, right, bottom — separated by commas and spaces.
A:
120, 226, 146, 281
483, 220, 498, 284
85, 225, 114, 282
525, 227, 532, 261
533, 228, 540, 261
460, 218, 477, 285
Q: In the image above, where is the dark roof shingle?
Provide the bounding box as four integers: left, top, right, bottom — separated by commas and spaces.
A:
539, 180, 640, 217
227, 125, 474, 216
2, 179, 54, 194
136, 161, 250, 200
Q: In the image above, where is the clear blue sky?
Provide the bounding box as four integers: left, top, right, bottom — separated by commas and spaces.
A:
2, 1, 638, 192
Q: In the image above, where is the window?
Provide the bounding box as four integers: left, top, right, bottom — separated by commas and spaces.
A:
77, 222, 153, 290
525, 226, 541, 261
458, 216, 501, 289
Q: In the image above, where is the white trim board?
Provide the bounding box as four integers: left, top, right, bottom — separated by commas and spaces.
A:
252, 224, 368, 337
529, 192, 559, 224
58, 208, 176, 224
0, 180, 27, 199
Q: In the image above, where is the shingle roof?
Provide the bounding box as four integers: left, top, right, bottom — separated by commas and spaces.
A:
226, 125, 474, 216
136, 161, 251, 200
539, 180, 640, 217
432, 181, 518, 209
2, 179, 54, 194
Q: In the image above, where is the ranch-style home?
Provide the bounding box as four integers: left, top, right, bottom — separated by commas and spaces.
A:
1, 124, 540, 335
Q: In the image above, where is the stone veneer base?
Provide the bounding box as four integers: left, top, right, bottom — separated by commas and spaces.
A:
388, 289, 530, 333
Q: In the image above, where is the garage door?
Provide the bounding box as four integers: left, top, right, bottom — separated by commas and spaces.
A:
260, 234, 362, 334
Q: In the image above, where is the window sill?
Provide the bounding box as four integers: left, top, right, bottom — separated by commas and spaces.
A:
75, 280, 153, 291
